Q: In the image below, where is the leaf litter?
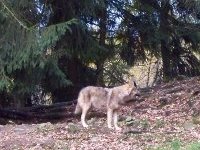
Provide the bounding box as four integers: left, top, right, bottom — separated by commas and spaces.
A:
0, 77, 200, 149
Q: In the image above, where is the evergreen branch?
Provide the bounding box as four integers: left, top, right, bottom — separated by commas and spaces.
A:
1, 0, 30, 30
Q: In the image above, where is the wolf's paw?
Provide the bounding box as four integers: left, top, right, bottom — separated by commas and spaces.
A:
108, 125, 114, 130
82, 124, 89, 128
115, 126, 122, 131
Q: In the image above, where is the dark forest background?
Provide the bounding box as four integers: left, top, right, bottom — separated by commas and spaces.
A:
0, 0, 200, 108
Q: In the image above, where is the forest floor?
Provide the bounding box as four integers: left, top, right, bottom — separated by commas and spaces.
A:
1, 76, 200, 150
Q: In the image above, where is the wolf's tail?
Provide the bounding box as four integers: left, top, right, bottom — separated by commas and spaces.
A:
74, 102, 82, 115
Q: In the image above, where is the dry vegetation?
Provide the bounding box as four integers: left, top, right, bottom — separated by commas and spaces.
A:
1, 76, 200, 150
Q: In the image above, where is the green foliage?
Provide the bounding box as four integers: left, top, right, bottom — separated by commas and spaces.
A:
0, 2, 77, 105
185, 142, 200, 150
39, 19, 79, 50
0, 0, 111, 106
170, 140, 181, 150
103, 55, 131, 86
0, 0, 200, 107
155, 140, 200, 150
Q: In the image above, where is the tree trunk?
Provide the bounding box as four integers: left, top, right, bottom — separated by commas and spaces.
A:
160, 40, 171, 81
160, 1, 172, 81
96, 1, 107, 86
48, 1, 82, 102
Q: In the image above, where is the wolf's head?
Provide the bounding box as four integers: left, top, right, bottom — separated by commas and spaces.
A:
120, 77, 140, 104
126, 77, 138, 94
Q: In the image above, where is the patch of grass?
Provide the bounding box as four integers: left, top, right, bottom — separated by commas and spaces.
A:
36, 122, 55, 133
154, 119, 165, 129
154, 139, 181, 150
153, 140, 200, 150
125, 116, 135, 126
184, 142, 200, 150
67, 123, 79, 133
140, 118, 150, 130
170, 139, 181, 150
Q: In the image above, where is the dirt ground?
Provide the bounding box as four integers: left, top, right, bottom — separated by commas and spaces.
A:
0, 77, 200, 150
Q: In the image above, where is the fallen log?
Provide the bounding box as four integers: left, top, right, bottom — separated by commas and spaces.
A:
0, 108, 32, 120
22, 100, 77, 112
0, 101, 77, 122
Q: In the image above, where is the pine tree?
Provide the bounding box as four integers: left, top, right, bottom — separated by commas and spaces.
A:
0, 0, 200, 108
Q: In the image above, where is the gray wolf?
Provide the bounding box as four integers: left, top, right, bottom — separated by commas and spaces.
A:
74, 78, 139, 130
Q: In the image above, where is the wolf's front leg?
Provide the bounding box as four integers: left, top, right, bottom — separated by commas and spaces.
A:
107, 108, 113, 129
113, 110, 122, 131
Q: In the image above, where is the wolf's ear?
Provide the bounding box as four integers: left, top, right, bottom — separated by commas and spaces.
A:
128, 77, 137, 87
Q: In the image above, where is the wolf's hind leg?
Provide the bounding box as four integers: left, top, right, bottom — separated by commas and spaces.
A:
74, 103, 82, 114
107, 108, 113, 129
113, 110, 122, 131
81, 104, 90, 128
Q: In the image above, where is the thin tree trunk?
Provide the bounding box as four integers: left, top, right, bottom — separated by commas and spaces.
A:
160, 1, 172, 81
161, 40, 171, 81
96, 1, 107, 86
146, 55, 153, 87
